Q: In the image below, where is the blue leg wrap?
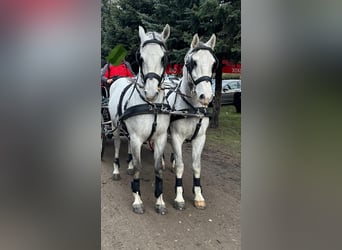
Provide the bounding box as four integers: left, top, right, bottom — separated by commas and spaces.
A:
193, 177, 202, 194
127, 153, 133, 163
154, 176, 163, 198
131, 179, 140, 195
175, 178, 183, 193
114, 158, 120, 168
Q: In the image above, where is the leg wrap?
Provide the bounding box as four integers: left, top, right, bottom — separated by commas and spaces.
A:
114, 158, 120, 168
154, 176, 163, 198
131, 179, 141, 195
193, 177, 202, 194
175, 178, 183, 193
126, 153, 133, 163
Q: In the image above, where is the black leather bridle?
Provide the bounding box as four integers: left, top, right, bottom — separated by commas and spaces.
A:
185, 46, 218, 86
135, 34, 168, 87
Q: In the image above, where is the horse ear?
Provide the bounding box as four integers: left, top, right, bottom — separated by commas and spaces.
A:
139, 26, 146, 41
191, 34, 200, 49
205, 34, 216, 50
161, 24, 170, 41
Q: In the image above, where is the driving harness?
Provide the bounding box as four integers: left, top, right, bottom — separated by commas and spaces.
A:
117, 35, 170, 141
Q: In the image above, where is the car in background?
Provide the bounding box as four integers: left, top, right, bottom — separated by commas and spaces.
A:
211, 79, 241, 113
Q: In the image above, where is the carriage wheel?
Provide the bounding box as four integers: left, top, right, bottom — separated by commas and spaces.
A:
101, 132, 105, 160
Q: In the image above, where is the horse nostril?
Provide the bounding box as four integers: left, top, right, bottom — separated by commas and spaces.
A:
199, 94, 205, 99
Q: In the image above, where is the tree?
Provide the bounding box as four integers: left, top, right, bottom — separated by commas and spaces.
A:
101, 0, 241, 126
190, 0, 241, 127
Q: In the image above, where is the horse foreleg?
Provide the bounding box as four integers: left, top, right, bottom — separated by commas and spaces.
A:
153, 134, 167, 215
192, 135, 206, 209
112, 130, 121, 180
126, 139, 134, 175
130, 137, 144, 214
171, 135, 185, 210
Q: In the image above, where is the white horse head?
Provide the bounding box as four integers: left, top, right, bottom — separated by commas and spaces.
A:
184, 34, 217, 106
137, 24, 170, 102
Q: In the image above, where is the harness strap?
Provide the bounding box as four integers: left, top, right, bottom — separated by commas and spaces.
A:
186, 118, 203, 142
119, 103, 170, 121
119, 103, 170, 142
118, 83, 134, 118
147, 108, 158, 141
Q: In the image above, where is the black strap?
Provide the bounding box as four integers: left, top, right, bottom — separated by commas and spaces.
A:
147, 107, 158, 141
120, 103, 170, 121
118, 83, 134, 118
186, 118, 203, 142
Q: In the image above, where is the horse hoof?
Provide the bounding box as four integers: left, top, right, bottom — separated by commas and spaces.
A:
155, 205, 167, 215
126, 168, 134, 175
194, 200, 206, 209
112, 174, 121, 180
132, 204, 145, 214
173, 201, 185, 210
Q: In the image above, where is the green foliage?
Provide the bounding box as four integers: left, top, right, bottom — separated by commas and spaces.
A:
101, 0, 240, 127
222, 73, 240, 79
101, 0, 240, 64
206, 105, 241, 157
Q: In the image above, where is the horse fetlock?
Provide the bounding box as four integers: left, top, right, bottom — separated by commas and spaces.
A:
174, 186, 185, 210
126, 159, 134, 176
112, 164, 121, 180
155, 194, 167, 215
132, 192, 144, 213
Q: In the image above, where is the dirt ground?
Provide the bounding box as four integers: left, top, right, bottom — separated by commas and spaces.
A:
101, 137, 240, 250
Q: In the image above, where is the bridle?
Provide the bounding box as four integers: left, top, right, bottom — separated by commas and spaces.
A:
135, 34, 168, 88
185, 46, 218, 87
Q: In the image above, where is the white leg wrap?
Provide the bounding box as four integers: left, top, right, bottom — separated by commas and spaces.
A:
194, 186, 205, 201
113, 163, 120, 175
174, 187, 185, 203
132, 192, 143, 206
156, 194, 165, 206
127, 160, 134, 171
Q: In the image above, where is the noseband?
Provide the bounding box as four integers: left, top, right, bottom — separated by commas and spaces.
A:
136, 36, 168, 87
185, 46, 218, 86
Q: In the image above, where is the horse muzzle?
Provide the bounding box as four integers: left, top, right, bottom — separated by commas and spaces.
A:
199, 94, 212, 106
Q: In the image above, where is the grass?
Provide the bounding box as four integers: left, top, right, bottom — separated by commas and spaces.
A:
222, 73, 241, 79
206, 106, 241, 158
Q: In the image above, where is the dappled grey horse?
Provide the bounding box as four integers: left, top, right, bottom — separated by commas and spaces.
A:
167, 34, 217, 210
108, 24, 171, 214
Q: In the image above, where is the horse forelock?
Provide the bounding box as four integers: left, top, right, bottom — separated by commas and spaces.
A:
141, 31, 166, 49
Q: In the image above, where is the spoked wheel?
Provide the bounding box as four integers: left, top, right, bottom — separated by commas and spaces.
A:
101, 122, 106, 160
